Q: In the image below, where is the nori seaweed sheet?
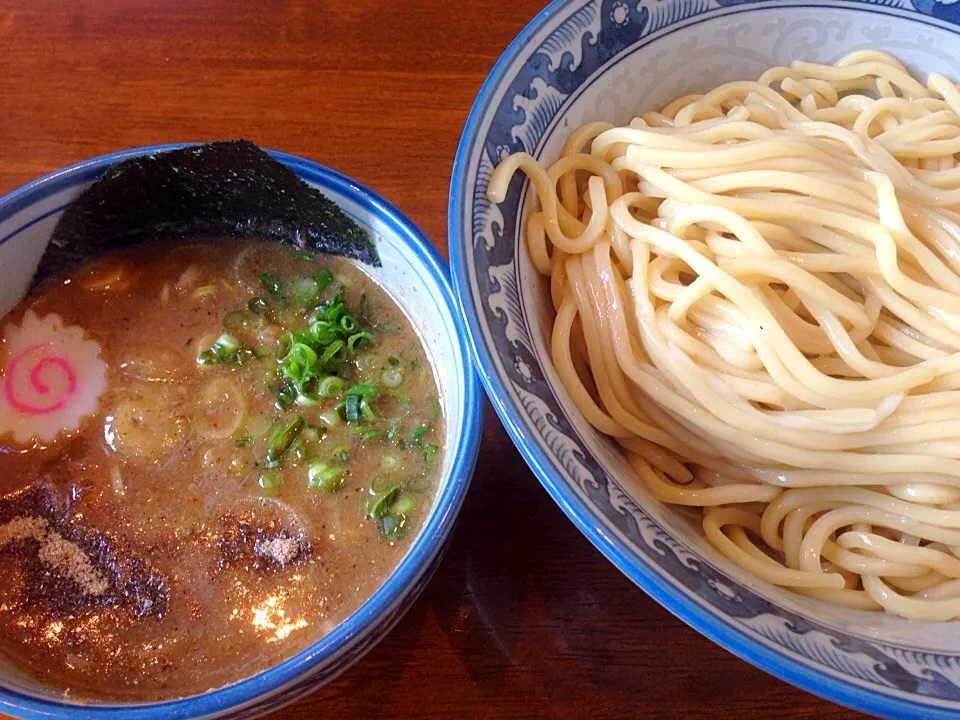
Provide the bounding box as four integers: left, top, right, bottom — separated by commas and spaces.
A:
39, 140, 378, 282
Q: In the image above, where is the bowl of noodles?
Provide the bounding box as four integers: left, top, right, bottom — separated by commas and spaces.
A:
449, 0, 960, 716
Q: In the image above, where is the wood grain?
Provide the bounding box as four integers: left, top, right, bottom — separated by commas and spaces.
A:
0, 1, 868, 718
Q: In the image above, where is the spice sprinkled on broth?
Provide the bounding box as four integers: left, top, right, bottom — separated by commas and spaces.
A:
0, 239, 444, 700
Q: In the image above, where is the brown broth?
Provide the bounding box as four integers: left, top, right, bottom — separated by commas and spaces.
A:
0, 239, 444, 700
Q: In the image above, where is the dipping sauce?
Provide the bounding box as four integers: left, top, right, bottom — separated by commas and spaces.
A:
0, 240, 443, 700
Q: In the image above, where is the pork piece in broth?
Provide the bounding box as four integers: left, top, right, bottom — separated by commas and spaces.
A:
0, 239, 443, 700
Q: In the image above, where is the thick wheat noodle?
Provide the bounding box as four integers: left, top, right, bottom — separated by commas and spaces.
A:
487, 51, 960, 620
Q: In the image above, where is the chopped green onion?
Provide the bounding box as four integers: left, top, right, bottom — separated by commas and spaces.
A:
345, 383, 377, 400
258, 272, 287, 306
259, 469, 282, 491
386, 354, 401, 366
386, 423, 403, 440
380, 514, 408, 539
381, 366, 404, 389
281, 341, 318, 366
302, 426, 322, 444
274, 380, 298, 411
317, 375, 344, 398
234, 434, 252, 448
405, 474, 430, 493
214, 333, 241, 354
276, 331, 293, 360
331, 445, 350, 464
411, 423, 430, 440
347, 331, 374, 352
360, 398, 376, 422
371, 476, 394, 493
193, 284, 218, 298
380, 454, 400, 473
197, 333, 258, 366
290, 251, 318, 262
318, 408, 341, 428
344, 394, 361, 424
364, 485, 399, 519
392, 495, 414, 515
312, 268, 334, 292
267, 416, 305, 466
410, 357, 419, 369
293, 277, 320, 307
318, 339, 345, 365
363, 485, 413, 539
247, 296, 268, 314
295, 393, 322, 407
222, 310, 248, 330
424, 442, 438, 466
359, 293, 370, 322
340, 315, 357, 333
307, 462, 345, 491
356, 426, 380, 442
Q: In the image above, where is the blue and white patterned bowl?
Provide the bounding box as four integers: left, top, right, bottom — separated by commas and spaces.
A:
0, 145, 482, 719
449, 1, 960, 717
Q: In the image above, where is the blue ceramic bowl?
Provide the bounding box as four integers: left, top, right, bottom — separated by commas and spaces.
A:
449, 1, 960, 717
0, 145, 482, 719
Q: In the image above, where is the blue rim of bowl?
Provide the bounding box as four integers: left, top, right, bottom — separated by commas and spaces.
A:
448, 3, 958, 719
0, 144, 483, 719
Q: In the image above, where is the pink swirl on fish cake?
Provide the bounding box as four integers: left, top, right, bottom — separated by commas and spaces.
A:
4, 343, 78, 415
0, 311, 106, 444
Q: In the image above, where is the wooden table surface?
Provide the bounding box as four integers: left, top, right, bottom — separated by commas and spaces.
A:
0, 2, 869, 719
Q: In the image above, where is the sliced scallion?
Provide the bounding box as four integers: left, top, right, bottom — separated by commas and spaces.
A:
380, 514, 406, 539
193, 284, 218, 298
318, 339, 345, 365
345, 383, 377, 400
307, 461, 345, 491
411, 423, 430, 440
424, 442, 438, 466
247, 296, 268, 314
214, 333, 241, 354
258, 272, 287, 306
380, 454, 400, 473
222, 310, 248, 330
259, 469, 282, 491
318, 408, 342, 428
344, 394, 361, 424
364, 485, 399, 519
356, 426, 380, 442
295, 393, 322, 408
347, 331, 374, 352
312, 268, 334, 292
381, 366, 403, 389
293, 277, 320, 307
267, 416, 305, 466
392, 495, 414, 515
360, 398, 376, 422
317, 375, 344, 398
